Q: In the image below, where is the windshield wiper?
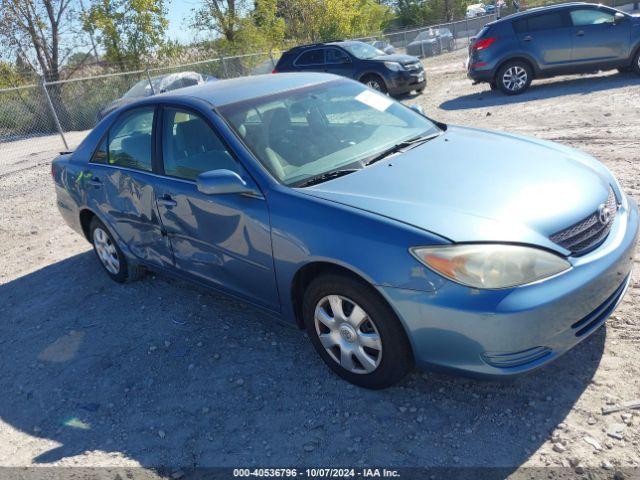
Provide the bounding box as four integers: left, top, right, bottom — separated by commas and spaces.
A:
364, 132, 441, 166
294, 169, 360, 188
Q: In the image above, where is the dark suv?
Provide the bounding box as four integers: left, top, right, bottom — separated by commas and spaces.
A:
467, 2, 640, 94
274, 41, 426, 96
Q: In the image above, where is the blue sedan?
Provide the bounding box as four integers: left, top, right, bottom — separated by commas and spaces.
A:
52, 73, 638, 388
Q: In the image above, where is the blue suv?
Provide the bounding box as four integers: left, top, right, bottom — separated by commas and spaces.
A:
467, 3, 640, 94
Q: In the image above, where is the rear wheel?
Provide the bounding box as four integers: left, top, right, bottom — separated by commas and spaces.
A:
90, 217, 142, 283
302, 274, 414, 389
361, 74, 387, 94
496, 60, 532, 95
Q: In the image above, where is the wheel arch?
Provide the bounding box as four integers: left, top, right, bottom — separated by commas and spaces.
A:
79, 208, 97, 242
631, 41, 640, 66
291, 261, 380, 329
494, 56, 539, 80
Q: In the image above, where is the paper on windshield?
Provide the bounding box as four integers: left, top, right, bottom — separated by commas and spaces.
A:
355, 90, 393, 112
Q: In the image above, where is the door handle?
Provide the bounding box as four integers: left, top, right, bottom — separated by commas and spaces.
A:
158, 195, 177, 207
576, 30, 585, 37
523, 35, 533, 42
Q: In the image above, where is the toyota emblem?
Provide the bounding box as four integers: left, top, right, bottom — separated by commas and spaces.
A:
598, 203, 611, 225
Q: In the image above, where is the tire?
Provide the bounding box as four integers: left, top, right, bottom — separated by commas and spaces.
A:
617, 67, 632, 74
633, 49, 640, 75
496, 60, 533, 95
302, 274, 414, 389
361, 74, 387, 94
489, 81, 498, 91
89, 217, 142, 283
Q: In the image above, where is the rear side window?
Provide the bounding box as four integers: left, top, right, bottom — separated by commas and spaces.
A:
161, 108, 240, 181
475, 25, 491, 39
570, 9, 615, 26
295, 49, 324, 66
92, 107, 154, 171
513, 12, 567, 32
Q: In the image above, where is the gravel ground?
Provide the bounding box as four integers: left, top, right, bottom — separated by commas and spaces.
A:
0, 49, 639, 478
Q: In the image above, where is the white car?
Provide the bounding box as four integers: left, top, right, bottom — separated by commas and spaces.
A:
466, 3, 486, 17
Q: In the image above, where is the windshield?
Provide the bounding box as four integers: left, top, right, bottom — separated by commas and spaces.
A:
123, 77, 163, 99
219, 80, 440, 186
341, 42, 385, 60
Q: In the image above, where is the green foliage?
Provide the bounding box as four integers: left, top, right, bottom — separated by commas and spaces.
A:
0, 61, 25, 88
84, 0, 169, 69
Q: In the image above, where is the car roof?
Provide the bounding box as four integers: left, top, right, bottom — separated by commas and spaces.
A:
160, 72, 340, 107
498, 2, 605, 21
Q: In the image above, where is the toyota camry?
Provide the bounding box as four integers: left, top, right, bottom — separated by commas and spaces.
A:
52, 73, 638, 389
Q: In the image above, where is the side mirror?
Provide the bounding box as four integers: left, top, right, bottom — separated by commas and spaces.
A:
410, 104, 425, 116
196, 169, 256, 195
614, 12, 625, 24
340, 56, 351, 64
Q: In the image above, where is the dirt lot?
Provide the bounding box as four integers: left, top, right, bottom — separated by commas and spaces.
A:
1, 48, 639, 478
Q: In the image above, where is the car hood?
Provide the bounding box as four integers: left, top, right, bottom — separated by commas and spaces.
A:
301, 126, 615, 253
371, 53, 420, 65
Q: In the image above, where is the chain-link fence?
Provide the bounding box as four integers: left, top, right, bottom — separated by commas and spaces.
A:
356, 14, 497, 56
1, 0, 637, 164
0, 51, 282, 163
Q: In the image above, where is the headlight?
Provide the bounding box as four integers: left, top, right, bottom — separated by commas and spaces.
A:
410, 244, 571, 289
384, 61, 404, 72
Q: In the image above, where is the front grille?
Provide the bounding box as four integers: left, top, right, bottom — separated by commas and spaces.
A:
571, 274, 629, 337
549, 187, 618, 255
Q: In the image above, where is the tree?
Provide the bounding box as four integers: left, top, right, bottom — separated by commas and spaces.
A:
277, 0, 392, 43
189, 0, 248, 44
0, 61, 25, 88
0, 0, 79, 82
84, 0, 169, 69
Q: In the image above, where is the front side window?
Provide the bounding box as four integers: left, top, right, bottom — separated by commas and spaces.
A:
219, 80, 440, 186
296, 49, 324, 66
570, 9, 615, 26
326, 48, 351, 64
94, 107, 154, 171
161, 108, 240, 181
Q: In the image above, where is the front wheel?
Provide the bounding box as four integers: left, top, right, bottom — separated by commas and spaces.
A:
302, 274, 414, 389
496, 61, 532, 95
633, 49, 640, 75
361, 75, 387, 94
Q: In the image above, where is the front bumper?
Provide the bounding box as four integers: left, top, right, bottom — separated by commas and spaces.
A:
379, 196, 639, 377
388, 71, 426, 95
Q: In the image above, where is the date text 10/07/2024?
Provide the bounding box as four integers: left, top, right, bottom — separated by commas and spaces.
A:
233, 469, 401, 478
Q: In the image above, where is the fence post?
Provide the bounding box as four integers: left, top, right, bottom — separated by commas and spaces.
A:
465, 17, 470, 44
268, 50, 275, 71
40, 79, 69, 151
220, 55, 229, 78
145, 68, 156, 95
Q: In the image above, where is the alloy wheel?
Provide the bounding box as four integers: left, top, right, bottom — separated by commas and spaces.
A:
93, 227, 120, 275
366, 80, 382, 91
502, 66, 528, 92
314, 295, 382, 374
